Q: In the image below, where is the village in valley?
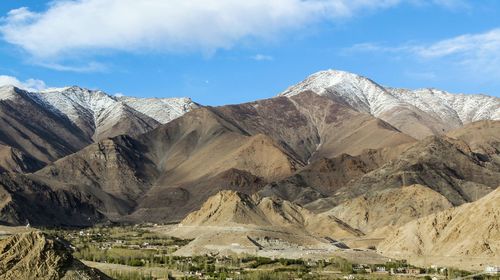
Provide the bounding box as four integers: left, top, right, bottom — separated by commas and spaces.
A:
39, 225, 500, 280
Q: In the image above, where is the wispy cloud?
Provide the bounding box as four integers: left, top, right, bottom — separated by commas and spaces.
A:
0, 75, 47, 91
414, 28, 500, 59
251, 54, 274, 61
36, 61, 107, 73
348, 28, 500, 77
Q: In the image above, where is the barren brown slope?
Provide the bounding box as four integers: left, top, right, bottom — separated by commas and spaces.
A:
0, 86, 91, 164
34, 106, 302, 223
181, 190, 362, 239
264, 128, 500, 212
258, 142, 413, 208
330, 135, 500, 206
131, 168, 267, 223
447, 120, 500, 149
0, 173, 105, 227
0, 144, 45, 173
0, 231, 111, 280
446, 120, 500, 167
34, 135, 159, 220
126, 107, 304, 222
378, 187, 500, 260
170, 191, 366, 258
213, 91, 415, 162
327, 185, 453, 234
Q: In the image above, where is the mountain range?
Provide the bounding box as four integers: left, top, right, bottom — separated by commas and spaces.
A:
0, 85, 198, 168
281, 70, 499, 139
0, 69, 498, 269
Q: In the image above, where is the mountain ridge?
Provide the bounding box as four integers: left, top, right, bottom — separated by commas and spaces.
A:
280, 70, 500, 139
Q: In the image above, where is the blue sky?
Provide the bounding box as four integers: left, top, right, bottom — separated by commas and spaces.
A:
0, 0, 499, 105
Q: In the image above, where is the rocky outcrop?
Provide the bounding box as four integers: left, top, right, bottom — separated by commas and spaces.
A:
0, 144, 45, 173
181, 190, 362, 239
378, 187, 500, 259
0, 231, 111, 280
327, 185, 453, 234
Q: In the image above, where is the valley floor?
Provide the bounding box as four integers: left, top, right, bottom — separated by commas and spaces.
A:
2, 225, 493, 280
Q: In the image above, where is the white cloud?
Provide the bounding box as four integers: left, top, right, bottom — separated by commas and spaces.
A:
251, 54, 274, 61
348, 28, 500, 76
414, 28, 500, 59
0, 75, 47, 91
37, 61, 107, 73
412, 29, 500, 77
0, 0, 403, 59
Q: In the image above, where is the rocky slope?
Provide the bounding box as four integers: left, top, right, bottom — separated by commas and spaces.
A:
0, 173, 105, 227
169, 190, 365, 257
207, 92, 414, 162
280, 70, 500, 139
258, 144, 412, 208
181, 190, 362, 238
378, 187, 500, 259
327, 185, 453, 234
339, 135, 500, 206
0, 144, 45, 173
446, 120, 500, 167
0, 231, 111, 280
264, 122, 500, 209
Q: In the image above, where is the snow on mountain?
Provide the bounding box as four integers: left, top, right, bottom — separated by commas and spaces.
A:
280, 70, 500, 138
119, 96, 198, 124
389, 88, 500, 125
0, 86, 68, 119
0, 85, 18, 100
39, 87, 118, 136
36, 86, 197, 140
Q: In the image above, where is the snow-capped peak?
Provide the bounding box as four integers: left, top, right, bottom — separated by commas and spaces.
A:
281, 69, 381, 98
118, 96, 198, 124
22, 85, 199, 140
0, 85, 19, 100
37, 86, 198, 125
280, 69, 500, 138
280, 69, 408, 116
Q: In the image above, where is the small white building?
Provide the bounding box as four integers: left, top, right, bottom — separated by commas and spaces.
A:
485, 266, 500, 274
